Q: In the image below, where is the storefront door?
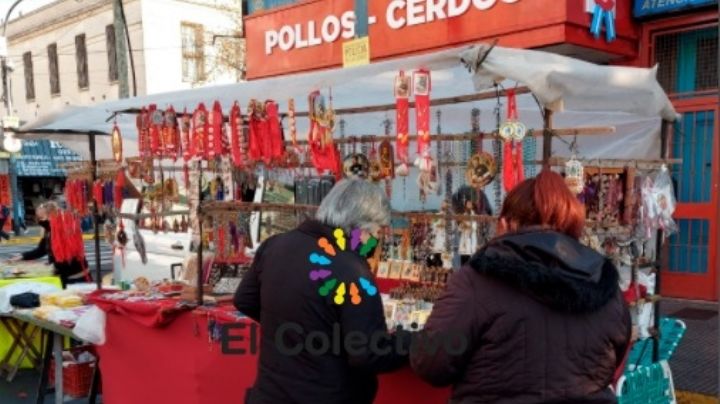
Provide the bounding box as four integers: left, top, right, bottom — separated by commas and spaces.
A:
663, 99, 719, 300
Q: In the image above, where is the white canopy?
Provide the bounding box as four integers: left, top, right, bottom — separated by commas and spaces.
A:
15, 44, 677, 194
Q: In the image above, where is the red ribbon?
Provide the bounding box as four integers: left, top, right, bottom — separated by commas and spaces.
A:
502, 140, 525, 192
596, 0, 614, 11
506, 89, 517, 120
229, 102, 244, 168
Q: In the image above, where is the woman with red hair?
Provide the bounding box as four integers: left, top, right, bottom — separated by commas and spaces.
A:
411, 170, 630, 403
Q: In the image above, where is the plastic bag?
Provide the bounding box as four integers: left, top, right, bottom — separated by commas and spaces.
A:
637, 165, 678, 239
73, 305, 107, 345
651, 165, 678, 235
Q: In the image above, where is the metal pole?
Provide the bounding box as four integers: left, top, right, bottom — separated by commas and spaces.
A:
2, 0, 24, 115
89, 133, 102, 289
542, 109, 553, 164
652, 119, 670, 362
196, 160, 203, 305
113, 0, 129, 98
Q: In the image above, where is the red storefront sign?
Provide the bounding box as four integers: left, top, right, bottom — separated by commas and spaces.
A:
244, 0, 638, 79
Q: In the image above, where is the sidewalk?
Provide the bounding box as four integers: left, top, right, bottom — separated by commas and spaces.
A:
0, 226, 95, 247
661, 298, 719, 402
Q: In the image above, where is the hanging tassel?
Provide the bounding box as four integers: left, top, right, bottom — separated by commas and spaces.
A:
148, 104, 162, 156
395, 71, 410, 165
137, 107, 150, 159
230, 102, 244, 168
413, 69, 431, 156
247, 100, 263, 163
115, 170, 126, 210
181, 108, 192, 161
164, 106, 179, 161
265, 100, 284, 164
192, 103, 208, 160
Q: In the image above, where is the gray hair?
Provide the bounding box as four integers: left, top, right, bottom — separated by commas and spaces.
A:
315, 179, 391, 231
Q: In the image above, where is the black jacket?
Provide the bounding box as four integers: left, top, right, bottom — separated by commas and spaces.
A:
22, 220, 52, 262
411, 228, 631, 404
22, 220, 84, 286
235, 220, 410, 404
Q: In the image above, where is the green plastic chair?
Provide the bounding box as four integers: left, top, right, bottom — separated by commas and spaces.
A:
616, 360, 676, 404
626, 317, 686, 372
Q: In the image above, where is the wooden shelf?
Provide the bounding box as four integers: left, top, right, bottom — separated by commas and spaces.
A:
629, 295, 662, 307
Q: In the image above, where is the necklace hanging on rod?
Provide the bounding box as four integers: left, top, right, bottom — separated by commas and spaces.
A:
493, 87, 503, 210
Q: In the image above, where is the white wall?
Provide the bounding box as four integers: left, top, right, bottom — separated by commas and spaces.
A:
140, 0, 241, 95
6, 0, 143, 123
6, 0, 241, 125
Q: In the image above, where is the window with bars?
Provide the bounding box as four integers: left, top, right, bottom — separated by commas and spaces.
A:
655, 27, 718, 95
181, 22, 205, 83
106, 25, 118, 82
23, 52, 34, 101
668, 219, 709, 273
47, 43, 60, 95
671, 110, 715, 204
75, 34, 89, 89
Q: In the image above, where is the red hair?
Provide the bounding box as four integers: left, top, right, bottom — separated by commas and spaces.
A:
500, 170, 585, 238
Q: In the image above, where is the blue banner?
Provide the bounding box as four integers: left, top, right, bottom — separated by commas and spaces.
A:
11, 140, 81, 177
634, 0, 717, 18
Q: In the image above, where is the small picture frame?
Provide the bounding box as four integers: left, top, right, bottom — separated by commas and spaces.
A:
394, 72, 411, 99
401, 261, 414, 280
413, 70, 430, 96
377, 261, 390, 279
405, 264, 421, 283
388, 259, 403, 280
383, 301, 397, 329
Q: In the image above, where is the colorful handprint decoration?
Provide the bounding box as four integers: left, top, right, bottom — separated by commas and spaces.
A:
307, 228, 379, 305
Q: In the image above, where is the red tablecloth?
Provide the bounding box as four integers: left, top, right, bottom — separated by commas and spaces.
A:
95, 301, 450, 404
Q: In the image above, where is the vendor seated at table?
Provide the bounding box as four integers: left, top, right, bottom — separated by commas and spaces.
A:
235, 179, 411, 404
8, 202, 88, 288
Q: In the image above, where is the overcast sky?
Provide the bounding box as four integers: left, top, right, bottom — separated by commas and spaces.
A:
0, 0, 57, 25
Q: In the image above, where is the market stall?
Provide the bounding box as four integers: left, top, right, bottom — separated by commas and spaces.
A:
8, 44, 680, 403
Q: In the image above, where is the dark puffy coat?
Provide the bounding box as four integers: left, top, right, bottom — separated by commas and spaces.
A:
234, 220, 410, 404
411, 228, 631, 404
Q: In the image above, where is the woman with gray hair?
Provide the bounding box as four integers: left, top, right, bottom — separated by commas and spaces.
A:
235, 179, 410, 404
